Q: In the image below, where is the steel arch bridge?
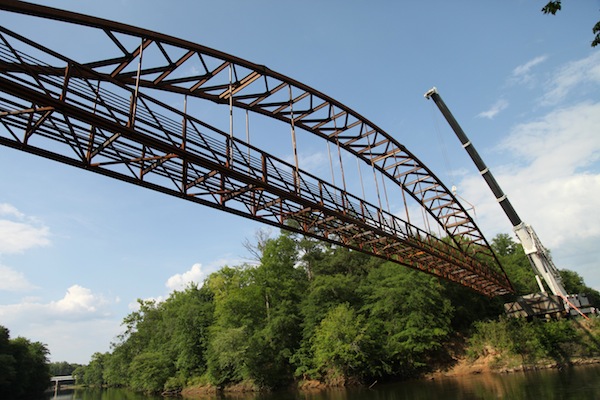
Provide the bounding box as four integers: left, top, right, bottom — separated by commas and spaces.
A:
0, 1, 513, 296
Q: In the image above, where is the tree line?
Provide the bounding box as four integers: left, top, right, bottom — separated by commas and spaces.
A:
73, 231, 598, 393
0, 326, 50, 399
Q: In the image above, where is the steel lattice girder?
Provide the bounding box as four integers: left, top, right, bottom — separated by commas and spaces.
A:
0, 1, 513, 296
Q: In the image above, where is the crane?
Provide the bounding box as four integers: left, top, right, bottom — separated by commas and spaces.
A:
425, 87, 591, 318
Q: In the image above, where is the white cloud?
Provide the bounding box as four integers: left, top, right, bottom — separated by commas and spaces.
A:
166, 263, 206, 292
512, 55, 548, 77
0, 284, 120, 361
499, 102, 600, 177
457, 101, 600, 288
0, 264, 38, 291
283, 150, 329, 177
509, 55, 548, 86
478, 99, 509, 119
0, 203, 25, 219
0, 284, 112, 322
51, 285, 109, 316
165, 256, 246, 293
0, 203, 50, 254
540, 52, 600, 106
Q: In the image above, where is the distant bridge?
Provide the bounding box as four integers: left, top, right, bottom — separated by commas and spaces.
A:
50, 375, 75, 393
50, 375, 74, 383
0, 1, 513, 296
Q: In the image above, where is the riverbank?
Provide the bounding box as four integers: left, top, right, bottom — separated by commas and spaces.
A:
428, 353, 600, 378
180, 355, 600, 398
181, 318, 600, 397
182, 317, 600, 397
179, 352, 600, 398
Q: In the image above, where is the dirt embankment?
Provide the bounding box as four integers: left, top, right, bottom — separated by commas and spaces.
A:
181, 380, 261, 397
428, 351, 600, 379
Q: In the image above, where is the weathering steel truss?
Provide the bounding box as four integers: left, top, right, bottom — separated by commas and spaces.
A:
0, 1, 513, 296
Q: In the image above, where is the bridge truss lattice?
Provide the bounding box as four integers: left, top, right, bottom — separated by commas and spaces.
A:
0, 1, 513, 296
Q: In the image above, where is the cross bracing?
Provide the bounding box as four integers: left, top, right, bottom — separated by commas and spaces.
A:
0, 1, 513, 296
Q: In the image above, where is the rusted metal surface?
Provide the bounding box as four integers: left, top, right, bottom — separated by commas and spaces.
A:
0, 1, 513, 296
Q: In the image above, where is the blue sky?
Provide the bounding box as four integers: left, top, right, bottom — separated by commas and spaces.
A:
1, 1, 599, 363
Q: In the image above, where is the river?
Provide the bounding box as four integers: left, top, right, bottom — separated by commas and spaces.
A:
47, 364, 600, 400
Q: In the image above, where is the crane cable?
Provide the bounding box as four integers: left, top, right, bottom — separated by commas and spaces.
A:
428, 99, 455, 188
428, 100, 455, 238
428, 101, 478, 225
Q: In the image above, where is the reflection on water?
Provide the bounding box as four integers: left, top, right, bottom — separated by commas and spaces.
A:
46, 364, 600, 400
48, 388, 165, 400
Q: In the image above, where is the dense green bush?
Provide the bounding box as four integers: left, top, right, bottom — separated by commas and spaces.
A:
0, 326, 50, 399
467, 317, 600, 366
74, 232, 600, 392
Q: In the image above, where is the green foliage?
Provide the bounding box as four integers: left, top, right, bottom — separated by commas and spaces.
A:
467, 318, 514, 360
560, 269, 600, 307
205, 234, 305, 388
129, 352, 174, 393
301, 273, 362, 338
541, 0, 561, 15
0, 326, 50, 399
206, 326, 249, 385
0, 327, 16, 396
541, 1, 600, 47
442, 280, 503, 330
75, 352, 108, 386
360, 263, 453, 377
49, 361, 82, 376
76, 231, 600, 392
311, 303, 373, 382
467, 317, 600, 367
92, 284, 215, 392
491, 234, 600, 307
491, 234, 538, 295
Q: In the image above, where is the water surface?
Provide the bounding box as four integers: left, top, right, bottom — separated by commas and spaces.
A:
48, 364, 600, 400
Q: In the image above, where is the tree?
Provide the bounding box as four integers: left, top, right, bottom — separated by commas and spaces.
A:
0, 330, 50, 398
491, 234, 539, 295
206, 326, 249, 386
205, 234, 307, 388
161, 285, 214, 379
129, 352, 175, 393
0, 327, 16, 397
559, 269, 600, 307
49, 361, 82, 376
294, 250, 368, 379
103, 284, 215, 391
541, 1, 600, 47
244, 234, 306, 387
204, 266, 258, 386
78, 352, 107, 386
311, 303, 373, 384
300, 273, 362, 340
359, 263, 453, 377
